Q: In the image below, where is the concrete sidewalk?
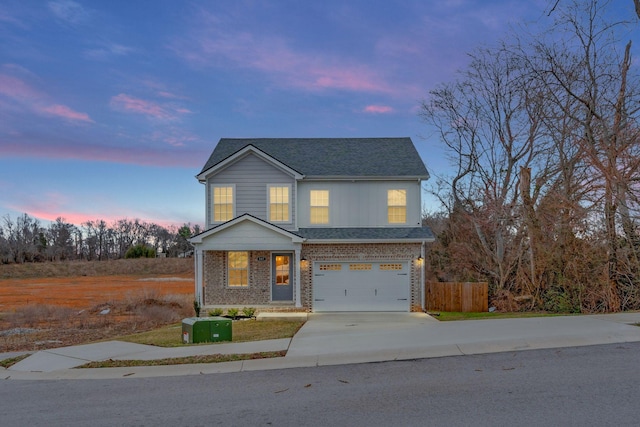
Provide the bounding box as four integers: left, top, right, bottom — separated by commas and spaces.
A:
3, 312, 640, 380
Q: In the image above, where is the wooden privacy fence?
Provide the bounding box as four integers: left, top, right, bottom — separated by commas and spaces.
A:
426, 282, 488, 312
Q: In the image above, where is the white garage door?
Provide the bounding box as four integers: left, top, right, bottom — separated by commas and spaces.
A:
313, 261, 410, 312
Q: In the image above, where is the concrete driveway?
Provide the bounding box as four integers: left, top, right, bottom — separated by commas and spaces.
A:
287, 312, 439, 362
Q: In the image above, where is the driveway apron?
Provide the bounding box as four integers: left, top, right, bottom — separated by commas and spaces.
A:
286, 312, 438, 360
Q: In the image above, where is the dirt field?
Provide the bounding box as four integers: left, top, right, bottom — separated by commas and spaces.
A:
0, 259, 195, 353
0, 275, 193, 312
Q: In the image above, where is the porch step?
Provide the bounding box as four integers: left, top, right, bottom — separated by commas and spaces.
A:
256, 312, 308, 322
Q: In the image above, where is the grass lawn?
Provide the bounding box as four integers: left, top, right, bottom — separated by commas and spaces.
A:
78, 351, 287, 368
117, 319, 305, 347
0, 354, 30, 369
0, 320, 304, 369
431, 311, 577, 321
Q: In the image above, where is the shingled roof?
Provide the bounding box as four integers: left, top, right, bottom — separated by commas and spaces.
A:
298, 227, 435, 241
199, 137, 429, 178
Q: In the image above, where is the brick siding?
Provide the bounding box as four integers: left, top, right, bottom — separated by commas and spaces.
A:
203, 250, 272, 306
202, 243, 423, 312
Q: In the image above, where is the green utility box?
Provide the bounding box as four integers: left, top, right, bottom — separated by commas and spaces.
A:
182, 317, 232, 344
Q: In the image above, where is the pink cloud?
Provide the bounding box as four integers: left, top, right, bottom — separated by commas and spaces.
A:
1, 139, 205, 168
20, 207, 188, 230
0, 73, 94, 123
48, 0, 90, 24
150, 128, 200, 148
0, 73, 41, 100
173, 24, 403, 96
110, 93, 190, 121
84, 43, 134, 61
157, 90, 189, 100
41, 104, 94, 123
110, 93, 173, 120
363, 105, 394, 114
6, 192, 197, 229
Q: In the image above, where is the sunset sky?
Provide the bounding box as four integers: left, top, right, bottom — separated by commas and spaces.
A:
1, 0, 637, 228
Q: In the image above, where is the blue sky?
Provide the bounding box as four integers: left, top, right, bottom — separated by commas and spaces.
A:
1, 0, 635, 228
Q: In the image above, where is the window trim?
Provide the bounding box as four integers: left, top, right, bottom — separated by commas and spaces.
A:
227, 251, 249, 288
211, 184, 235, 224
310, 189, 330, 225
387, 189, 407, 224
267, 184, 292, 224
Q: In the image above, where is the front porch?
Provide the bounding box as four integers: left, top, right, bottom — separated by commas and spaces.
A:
190, 214, 305, 310
198, 250, 306, 309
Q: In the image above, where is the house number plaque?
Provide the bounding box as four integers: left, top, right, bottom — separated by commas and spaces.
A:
257, 256, 266, 261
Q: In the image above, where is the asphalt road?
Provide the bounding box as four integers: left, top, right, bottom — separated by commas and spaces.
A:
2, 342, 640, 426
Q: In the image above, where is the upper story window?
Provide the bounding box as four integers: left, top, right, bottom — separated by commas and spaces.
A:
387, 189, 406, 224
228, 251, 248, 287
268, 185, 290, 223
213, 185, 234, 222
310, 190, 329, 224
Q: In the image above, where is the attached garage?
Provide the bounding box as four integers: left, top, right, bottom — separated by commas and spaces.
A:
312, 261, 410, 312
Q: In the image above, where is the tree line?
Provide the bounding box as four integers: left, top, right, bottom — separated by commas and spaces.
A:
422, 0, 640, 312
0, 213, 201, 264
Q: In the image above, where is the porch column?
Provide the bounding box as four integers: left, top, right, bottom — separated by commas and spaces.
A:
294, 247, 302, 308
194, 247, 204, 306
421, 241, 426, 311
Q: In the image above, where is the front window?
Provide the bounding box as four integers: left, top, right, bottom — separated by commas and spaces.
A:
228, 251, 248, 287
269, 185, 290, 222
310, 190, 329, 224
213, 186, 234, 222
388, 189, 406, 224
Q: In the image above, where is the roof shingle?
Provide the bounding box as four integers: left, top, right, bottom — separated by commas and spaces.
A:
200, 137, 429, 178
298, 227, 435, 241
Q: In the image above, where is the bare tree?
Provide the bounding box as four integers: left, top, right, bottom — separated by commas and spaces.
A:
531, 0, 640, 310
422, 0, 640, 312
421, 44, 543, 294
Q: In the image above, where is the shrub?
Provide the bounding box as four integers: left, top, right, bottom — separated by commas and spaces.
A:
242, 307, 256, 318
5, 305, 76, 328
543, 287, 581, 313
125, 244, 156, 259
209, 308, 224, 317
193, 300, 201, 317
135, 305, 180, 325
226, 308, 239, 319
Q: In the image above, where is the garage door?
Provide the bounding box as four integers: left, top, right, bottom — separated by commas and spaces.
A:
312, 261, 410, 312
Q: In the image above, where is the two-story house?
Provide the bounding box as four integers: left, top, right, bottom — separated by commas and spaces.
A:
190, 137, 435, 312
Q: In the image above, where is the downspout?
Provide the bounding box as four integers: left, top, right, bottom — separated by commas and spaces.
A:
294, 246, 302, 308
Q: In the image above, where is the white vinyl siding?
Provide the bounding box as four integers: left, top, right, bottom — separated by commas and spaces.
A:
206, 153, 296, 229
197, 220, 301, 251
298, 181, 421, 227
